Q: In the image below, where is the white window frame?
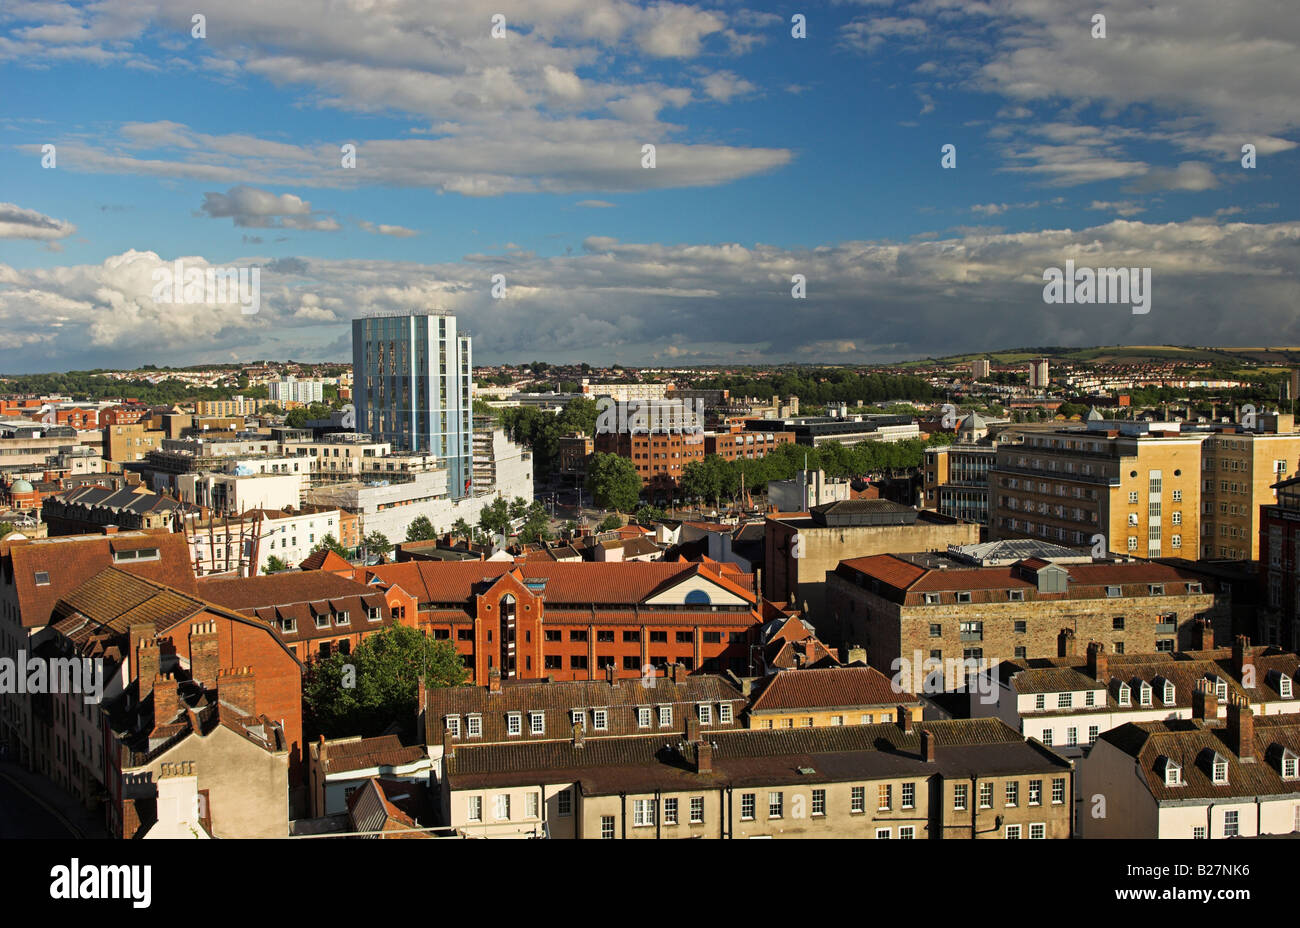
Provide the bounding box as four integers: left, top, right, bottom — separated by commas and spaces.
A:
529, 711, 545, 735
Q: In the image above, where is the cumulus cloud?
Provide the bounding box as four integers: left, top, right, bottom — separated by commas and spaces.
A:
360, 221, 420, 238
199, 186, 340, 230
0, 203, 77, 240
4, 219, 1299, 369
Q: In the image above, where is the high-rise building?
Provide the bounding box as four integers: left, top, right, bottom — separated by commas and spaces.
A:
268, 375, 324, 405
1028, 359, 1050, 388
970, 359, 991, 380
352, 312, 473, 499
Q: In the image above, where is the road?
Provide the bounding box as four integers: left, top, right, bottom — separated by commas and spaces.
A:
0, 772, 78, 838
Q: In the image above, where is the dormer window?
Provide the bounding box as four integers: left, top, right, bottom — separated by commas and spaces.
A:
1282, 749, 1299, 780
1008, 589, 1025, 602
956, 592, 972, 604
507, 712, 522, 736
1211, 753, 1228, 785
923, 593, 940, 605
1283, 676, 1294, 699
1162, 680, 1175, 705
445, 715, 461, 737
1163, 759, 1182, 786
1117, 683, 1131, 707
1148, 584, 1165, 596
466, 714, 482, 737
1105, 586, 1121, 598
1186, 582, 1202, 594
570, 709, 586, 729
1138, 682, 1152, 707
1208, 675, 1229, 702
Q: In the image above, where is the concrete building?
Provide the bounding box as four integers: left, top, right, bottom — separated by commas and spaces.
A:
989, 419, 1206, 558
1200, 425, 1300, 560
176, 471, 303, 514
768, 470, 853, 512
743, 414, 919, 448
764, 500, 981, 629
1028, 359, 1050, 388
970, 359, 991, 380
103, 422, 165, 471
268, 375, 325, 406
352, 312, 472, 498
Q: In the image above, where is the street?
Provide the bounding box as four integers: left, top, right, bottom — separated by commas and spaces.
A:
0, 771, 78, 838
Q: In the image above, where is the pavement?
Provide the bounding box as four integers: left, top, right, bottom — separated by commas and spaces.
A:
0, 760, 110, 839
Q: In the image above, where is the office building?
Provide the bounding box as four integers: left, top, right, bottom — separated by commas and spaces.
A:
352, 312, 472, 499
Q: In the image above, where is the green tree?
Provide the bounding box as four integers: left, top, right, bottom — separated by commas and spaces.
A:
478, 497, 511, 536
634, 504, 667, 522
264, 555, 292, 573
405, 515, 438, 542
598, 513, 623, 532
450, 517, 478, 542
585, 453, 642, 511
303, 625, 467, 738
518, 501, 553, 544
313, 533, 348, 558
363, 531, 392, 559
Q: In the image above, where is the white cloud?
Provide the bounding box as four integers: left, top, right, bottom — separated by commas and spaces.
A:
0, 202, 77, 240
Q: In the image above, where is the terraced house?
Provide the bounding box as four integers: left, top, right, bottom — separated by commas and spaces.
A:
745, 666, 922, 730
978, 634, 1300, 757
439, 715, 1073, 839
1079, 704, 1300, 838
355, 560, 767, 683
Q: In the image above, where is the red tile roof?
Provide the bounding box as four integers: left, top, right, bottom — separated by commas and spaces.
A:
749, 667, 918, 713
4, 530, 196, 628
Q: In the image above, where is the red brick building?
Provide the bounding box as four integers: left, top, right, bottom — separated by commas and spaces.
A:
355, 560, 766, 682
197, 568, 418, 664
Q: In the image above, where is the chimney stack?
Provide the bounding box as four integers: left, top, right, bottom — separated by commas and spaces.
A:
152, 673, 181, 733
188, 620, 219, 688
921, 728, 937, 762
695, 740, 713, 775
1195, 618, 1214, 651
897, 705, 912, 732
488, 668, 502, 693
1057, 628, 1076, 658
1226, 696, 1255, 762
1192, 681, 1218, 722
669, 662, 681, 684
686, 715, 701, 743
572, 720, 585, 748
803, 638, 817, 665
135, 635, 160, 701
1233, 636, 1254, 686
216, 666, 256, 716
605, 663, 616, 685
1086, 642, 1108, 683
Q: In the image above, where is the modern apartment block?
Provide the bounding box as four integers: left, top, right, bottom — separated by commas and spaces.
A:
989, 418, 1205, 558
1200, 425, 1300, 560
825, 540, 1222, 673
352, 312, 473, 499
1261, 474, 1300, 650
268, 375, 325, 406
1028, 359, 1050, 388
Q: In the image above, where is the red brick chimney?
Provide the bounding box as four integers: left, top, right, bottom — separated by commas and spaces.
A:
188, 620, 219, 688
921, 728, 937, 762
1086, 642, 1108, 682
152, 673, 181, 731
696, 740, 713, 775
686, 715, 700, 742
134, 634, 160, 700
216, 666, 256, 716
1192, 681, 1218, 722
1195, 619, 1214, 651
488, 668, 501, 693
1226, 696, 1255, 762
1057, 628, 1076, 658
897, 705, 912, 732
803, 638, 817, 665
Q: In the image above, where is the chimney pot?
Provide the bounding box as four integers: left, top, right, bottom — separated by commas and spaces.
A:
921, 728, 937, 762
1195, 619, 1214, 651
1087, 641, 1108, 682
1226, 696, 1255, 762
488, 668, 502, 693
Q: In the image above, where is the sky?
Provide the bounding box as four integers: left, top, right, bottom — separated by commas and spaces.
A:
1, 0, 1297, 372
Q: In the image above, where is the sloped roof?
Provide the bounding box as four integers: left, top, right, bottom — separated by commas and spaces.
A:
749, 667, 917, 713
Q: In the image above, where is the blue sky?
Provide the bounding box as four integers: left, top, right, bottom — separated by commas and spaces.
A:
1, 0, 1297, 371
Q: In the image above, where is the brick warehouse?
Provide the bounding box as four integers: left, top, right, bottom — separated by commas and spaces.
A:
354, 560, 773, 682
826, 546, 1222, 674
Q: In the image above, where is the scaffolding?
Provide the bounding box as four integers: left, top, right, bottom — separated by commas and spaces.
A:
182, 509, 265, 577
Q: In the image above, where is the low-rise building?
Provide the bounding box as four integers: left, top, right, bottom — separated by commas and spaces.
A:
440, 716, 1073, 839
308, 734, 432, 818
746, 666, 921, 729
